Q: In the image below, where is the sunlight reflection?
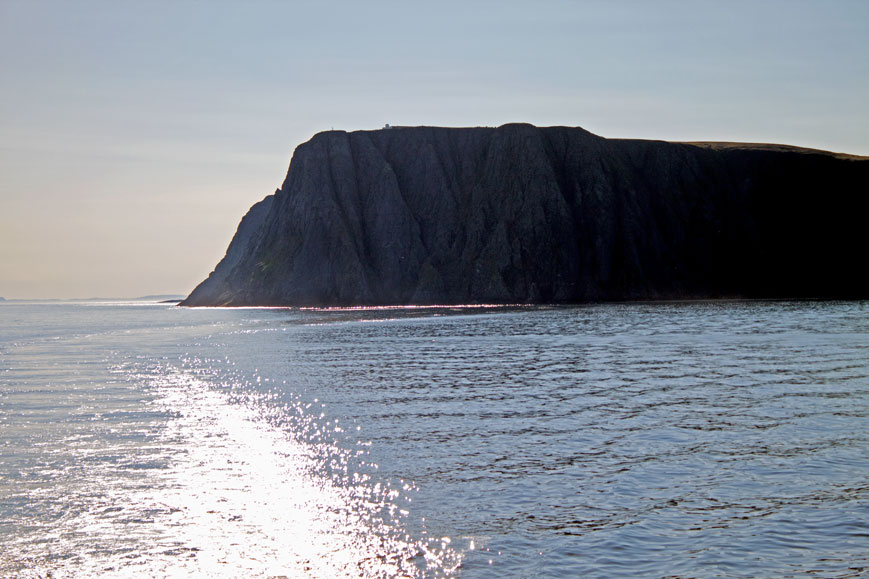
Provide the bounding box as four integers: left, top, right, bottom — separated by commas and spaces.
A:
26, 368, 463, 578
129, 371, 463, 578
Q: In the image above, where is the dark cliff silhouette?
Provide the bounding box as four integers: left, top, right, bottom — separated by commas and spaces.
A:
182, 124, 868, 307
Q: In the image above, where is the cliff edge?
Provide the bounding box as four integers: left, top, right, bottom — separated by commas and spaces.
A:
182, 124, 868, 306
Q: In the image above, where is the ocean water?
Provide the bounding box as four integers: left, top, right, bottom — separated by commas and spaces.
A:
1, 300, 867, 578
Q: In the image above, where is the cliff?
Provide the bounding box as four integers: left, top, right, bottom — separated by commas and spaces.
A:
182, 124, 868, 307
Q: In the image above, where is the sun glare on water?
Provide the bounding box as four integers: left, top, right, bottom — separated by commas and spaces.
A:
11, 367, 462, 578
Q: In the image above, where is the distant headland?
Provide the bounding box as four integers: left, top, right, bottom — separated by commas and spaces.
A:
181, 124, 868, 307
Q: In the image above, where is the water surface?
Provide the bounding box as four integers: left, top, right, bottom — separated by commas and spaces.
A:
1, 300, 867, 577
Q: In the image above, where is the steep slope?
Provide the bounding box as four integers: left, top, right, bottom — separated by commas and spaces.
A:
181, 124, 868, 307
183, 195, 274, 306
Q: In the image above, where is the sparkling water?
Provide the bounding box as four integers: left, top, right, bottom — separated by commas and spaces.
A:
1, 300, 867, 578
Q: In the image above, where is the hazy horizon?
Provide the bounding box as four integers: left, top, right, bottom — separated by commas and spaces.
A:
0, 294, 186, 302
2, 0, 868, 299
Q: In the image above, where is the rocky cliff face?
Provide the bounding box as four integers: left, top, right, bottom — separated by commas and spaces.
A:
182, 124, 868, 307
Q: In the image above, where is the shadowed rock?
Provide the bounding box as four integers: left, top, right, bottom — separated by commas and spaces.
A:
181, 124, 868, 306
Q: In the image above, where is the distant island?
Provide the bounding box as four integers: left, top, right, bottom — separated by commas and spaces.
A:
133, 294, 187, 302
181, 124, 868, 307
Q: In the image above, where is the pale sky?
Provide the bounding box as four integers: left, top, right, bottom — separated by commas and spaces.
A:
1, 0, 867, 299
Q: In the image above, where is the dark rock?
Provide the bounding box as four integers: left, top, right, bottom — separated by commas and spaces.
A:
181, 124, 869, 307
182, 194, 274, 306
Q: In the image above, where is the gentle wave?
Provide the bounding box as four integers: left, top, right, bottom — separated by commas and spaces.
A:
2, 300, 868, 578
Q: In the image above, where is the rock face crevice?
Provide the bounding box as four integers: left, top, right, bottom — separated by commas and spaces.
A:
181, 124, 868, 307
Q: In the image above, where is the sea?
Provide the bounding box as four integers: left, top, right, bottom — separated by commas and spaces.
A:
0, 299, 867, 578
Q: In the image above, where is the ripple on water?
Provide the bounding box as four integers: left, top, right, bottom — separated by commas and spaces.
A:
1, 300, 868, 578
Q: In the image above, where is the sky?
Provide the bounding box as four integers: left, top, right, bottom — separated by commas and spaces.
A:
1, 0, 867, 299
